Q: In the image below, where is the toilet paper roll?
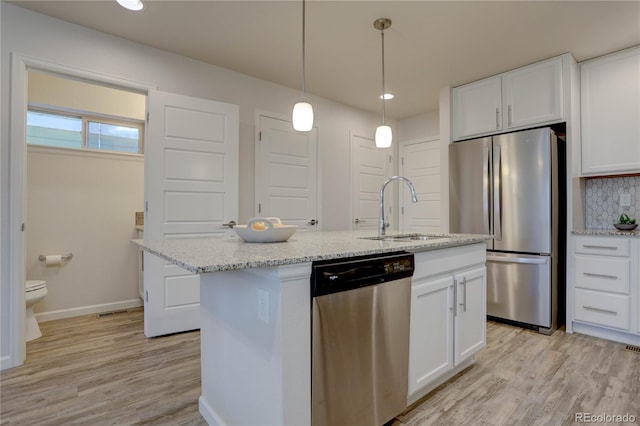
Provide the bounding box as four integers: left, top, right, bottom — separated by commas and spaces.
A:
45, 255, 62, 266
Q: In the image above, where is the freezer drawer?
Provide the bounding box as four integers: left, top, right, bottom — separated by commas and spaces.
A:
486, 253, 551, 328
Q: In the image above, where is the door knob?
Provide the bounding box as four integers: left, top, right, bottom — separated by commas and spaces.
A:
221, 220, 237, 228
308, 219, 318, 226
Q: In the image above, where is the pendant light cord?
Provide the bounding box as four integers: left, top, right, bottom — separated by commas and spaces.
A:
380, 28, 386, 124
301, 0, 306, 101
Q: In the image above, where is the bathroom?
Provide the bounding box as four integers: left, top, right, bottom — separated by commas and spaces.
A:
25, 71, 145, 341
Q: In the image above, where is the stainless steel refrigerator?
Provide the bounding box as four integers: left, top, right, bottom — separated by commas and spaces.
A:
449, 127, 565, 334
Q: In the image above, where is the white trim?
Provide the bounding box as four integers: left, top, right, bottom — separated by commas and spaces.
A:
398, 135, 439, 148
9, 52, 29, 369
35, 299, 143, 323
21, 55, 154, 93
199, 395, 224, 426
572, 322, 640, 346
0, 356, 13, 371
5, 53, 154, 370
27, 144, 144, 162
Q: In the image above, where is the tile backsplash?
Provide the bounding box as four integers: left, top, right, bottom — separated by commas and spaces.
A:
585, 176, 639, 229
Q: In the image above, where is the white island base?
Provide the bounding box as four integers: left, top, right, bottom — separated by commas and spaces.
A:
198, 263, 312, 425
196, 242, 487, 425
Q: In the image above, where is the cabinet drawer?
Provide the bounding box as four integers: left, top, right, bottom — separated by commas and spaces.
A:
575, 236, 630, 257
574, 255, 630, 294
574, 289, 630, 331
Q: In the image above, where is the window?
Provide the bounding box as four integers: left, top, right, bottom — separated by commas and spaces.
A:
27, 110, 82, 149
27, 109, 144, 154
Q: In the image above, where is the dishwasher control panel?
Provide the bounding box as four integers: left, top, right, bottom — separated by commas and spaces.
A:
311, 252, 414, 297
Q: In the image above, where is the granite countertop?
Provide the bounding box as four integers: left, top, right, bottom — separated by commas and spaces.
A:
133, 231, 491, 274
573, 228, 640, 238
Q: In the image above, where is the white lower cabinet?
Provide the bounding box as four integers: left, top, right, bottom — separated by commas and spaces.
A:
408, 244, 487, 404
571, 235, 639, 344
454, 267, 487, 364
408, 276, 454, 396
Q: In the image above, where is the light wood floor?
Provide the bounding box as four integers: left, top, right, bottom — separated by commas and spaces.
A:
1, 309, 638, 425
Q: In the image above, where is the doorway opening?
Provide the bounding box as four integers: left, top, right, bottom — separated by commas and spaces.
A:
7, 54, 152, 369
25, 70, 146, 332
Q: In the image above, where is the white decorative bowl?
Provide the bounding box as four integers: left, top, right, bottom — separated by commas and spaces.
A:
234, 217, 297, 243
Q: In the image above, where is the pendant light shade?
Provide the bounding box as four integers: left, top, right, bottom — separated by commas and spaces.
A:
292, 0, 314, 131
293, 101, 314, 131
117, 0, 144, 11
374, 18, 392, 148
375, 125, 392, 148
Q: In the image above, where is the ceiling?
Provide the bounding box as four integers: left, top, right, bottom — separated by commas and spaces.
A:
9, 1, 640, 119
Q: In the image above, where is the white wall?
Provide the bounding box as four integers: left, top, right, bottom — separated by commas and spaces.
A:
397, 111, 439, 142
1, 3, 389, 366
26, 146, 143, 319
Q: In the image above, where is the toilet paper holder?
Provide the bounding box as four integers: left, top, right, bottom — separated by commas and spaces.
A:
38, 253, 73, 262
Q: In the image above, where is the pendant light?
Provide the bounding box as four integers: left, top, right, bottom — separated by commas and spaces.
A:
374, 18, 392, 148
117, 0, 144, 11
292, 0, 314, 131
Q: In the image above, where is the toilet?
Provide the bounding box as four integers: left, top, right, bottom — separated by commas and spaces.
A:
25, 280, 47, 341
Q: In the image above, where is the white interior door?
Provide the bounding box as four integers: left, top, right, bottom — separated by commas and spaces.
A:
399, 138, 441, 233
350, 133, 391, 231
255, 115, 318, 230
144, 90, 238, 337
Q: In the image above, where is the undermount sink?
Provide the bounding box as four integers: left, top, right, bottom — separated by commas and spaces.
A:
359, 234, 451, 242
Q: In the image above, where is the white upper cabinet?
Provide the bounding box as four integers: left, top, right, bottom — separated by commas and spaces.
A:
452, 56, 565, 141
452, 76, 502, 140
502, 57, 564, 130
580, 46, 640, 176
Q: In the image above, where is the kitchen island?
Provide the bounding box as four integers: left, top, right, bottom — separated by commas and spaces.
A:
136, 231, 491, 425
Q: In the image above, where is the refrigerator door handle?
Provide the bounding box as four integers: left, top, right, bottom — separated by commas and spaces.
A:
486, 255, 549, 265
492, 145, 502, 241
483, 146, 491, 235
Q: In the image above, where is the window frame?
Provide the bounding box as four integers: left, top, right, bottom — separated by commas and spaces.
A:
27, 105, 145, 155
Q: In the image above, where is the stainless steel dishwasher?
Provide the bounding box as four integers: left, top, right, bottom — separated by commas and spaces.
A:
311, 252, 414, 426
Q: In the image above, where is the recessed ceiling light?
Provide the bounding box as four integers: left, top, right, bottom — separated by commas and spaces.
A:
117, 0, 144, 11
380, 93, 395, 100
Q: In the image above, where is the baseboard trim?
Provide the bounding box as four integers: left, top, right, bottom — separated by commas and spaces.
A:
35, 299, 143, 323
1, 355, 14, 371
572, 321, 640, 346
199, 395, 225, 426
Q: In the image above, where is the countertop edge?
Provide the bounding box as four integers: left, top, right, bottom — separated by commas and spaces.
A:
132, 233, 491, 274
572, 229, 639, 238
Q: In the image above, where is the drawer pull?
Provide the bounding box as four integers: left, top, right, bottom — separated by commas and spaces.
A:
583, 306, 618, 315
583, 272, 618, 280
582, 245, 617, 250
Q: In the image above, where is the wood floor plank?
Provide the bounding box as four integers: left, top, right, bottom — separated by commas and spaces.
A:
2, 310, 638, 425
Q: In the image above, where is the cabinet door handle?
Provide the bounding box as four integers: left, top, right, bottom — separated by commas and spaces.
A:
495, 108, 500, 129
453, 279, 458, 317
582, 245, 617, 250
583, 272, 618, 280
459, 277, 467, 313
507, 105, 512, 127
583, 306, 618, 315
221, 220, 237, 228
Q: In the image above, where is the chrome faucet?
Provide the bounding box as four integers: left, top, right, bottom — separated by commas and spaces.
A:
379, 176, 418, 236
